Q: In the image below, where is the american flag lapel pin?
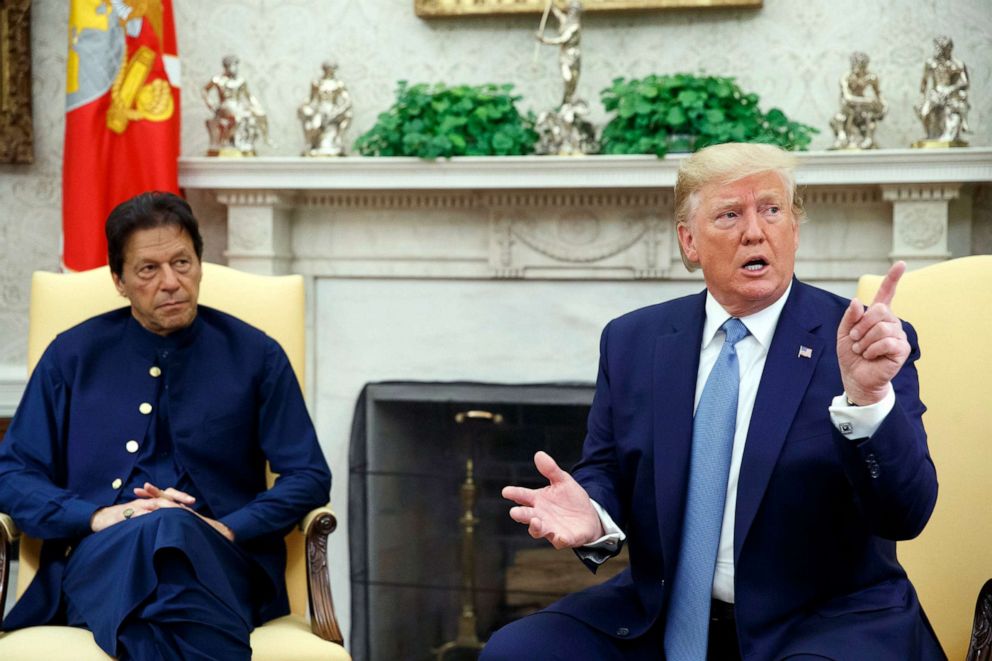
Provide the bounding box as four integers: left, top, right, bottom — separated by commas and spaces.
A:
798, 345, 813, 359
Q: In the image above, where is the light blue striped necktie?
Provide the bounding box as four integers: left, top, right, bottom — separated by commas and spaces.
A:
664, 317, 749, 660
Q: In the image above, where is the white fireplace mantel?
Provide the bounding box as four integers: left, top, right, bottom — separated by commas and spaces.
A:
179, 148, 992, 278
180, 148, 992, 190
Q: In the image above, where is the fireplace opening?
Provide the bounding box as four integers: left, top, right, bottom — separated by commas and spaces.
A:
348, 382, 629, 661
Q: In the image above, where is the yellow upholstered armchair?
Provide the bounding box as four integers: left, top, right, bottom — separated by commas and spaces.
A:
0, 263, 349, 660
857, 255, 992, 660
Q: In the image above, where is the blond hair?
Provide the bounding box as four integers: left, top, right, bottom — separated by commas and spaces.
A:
674, 142, 805, 271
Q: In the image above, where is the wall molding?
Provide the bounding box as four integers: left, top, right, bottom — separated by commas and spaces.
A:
180, 149, 992, 192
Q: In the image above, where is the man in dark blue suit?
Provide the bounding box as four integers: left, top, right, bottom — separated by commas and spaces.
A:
487, 143, 943, 660
0, 192, 331, 659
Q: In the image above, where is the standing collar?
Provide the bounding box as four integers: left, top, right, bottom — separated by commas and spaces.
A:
701, 282, 793, 350
124, 310, 202, 357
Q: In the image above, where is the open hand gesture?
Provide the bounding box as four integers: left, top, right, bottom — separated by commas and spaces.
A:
837, 261, 911, 405
502, 451, 603, 550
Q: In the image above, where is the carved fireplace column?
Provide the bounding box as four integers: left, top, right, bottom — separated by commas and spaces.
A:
216, 190, 295, 275
881, 183, 959, 269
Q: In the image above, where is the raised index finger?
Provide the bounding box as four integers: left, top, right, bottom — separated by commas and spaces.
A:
872, 261, 906, 307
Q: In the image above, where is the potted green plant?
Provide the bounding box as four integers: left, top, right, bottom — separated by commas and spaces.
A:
354, 81, 538, 159
599, 73, 818, 156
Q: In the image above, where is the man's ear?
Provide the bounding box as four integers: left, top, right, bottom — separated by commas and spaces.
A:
677, 222, 699, 264
111, 272, 127, 298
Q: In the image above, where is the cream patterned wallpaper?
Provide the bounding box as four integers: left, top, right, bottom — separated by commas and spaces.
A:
0, 0, 990, 385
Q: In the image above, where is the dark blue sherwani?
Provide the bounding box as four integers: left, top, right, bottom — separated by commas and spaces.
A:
0, 306, 331, 658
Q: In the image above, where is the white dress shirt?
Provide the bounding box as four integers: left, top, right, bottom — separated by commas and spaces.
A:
584, 284, 895, 603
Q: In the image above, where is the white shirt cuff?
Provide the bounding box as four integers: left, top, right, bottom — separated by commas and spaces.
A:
829, 386, 895, 439
576, 499, 626, 564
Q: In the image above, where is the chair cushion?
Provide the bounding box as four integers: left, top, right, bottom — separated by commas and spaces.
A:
251, 615, 351, 661
0, 625, 113, 660
0, 615, 349, 660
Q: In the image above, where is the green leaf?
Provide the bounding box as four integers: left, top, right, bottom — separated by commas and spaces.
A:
705, 108, 725, 125
637, 82, 659, 99
634, 97, 654, 116
665, 106, 687, 126
676, 90, 701, 107
618, 95, 637, 119
765, 108, 787, 126
712, 80, 734, 98
492, 131, 514, 154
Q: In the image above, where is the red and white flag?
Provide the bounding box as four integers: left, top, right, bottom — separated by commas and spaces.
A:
63, 0, 181, 271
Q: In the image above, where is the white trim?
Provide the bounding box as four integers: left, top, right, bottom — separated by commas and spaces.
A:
179, 148, 992, 192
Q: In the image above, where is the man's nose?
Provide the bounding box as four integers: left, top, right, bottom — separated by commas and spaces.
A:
159, 265, 180, 290
741, 208, 764, 244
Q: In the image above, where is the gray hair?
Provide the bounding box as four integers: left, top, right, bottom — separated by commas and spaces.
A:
673, 142, 805, 272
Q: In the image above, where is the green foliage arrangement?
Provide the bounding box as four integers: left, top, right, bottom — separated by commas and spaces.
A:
354, 81, 538, 159
600, 74, 818, 156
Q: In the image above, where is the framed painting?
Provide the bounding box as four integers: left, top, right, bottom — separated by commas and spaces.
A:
416, 0, 761, 18
0, 0, 33, 164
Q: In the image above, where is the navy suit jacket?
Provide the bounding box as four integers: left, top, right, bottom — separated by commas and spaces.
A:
0, 306, 331, 628
547, 280, 944, 660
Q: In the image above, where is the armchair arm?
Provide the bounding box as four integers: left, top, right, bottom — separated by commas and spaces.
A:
300, 505, 344, 645
968, 579, 992, 661
0, 511, 20, 629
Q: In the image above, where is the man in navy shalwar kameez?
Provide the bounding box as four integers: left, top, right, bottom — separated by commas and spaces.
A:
0, 192, 332, 660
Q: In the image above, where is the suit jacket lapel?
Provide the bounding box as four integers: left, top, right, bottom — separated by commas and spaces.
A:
653, 290, 706, 571
734, 281, 825, 559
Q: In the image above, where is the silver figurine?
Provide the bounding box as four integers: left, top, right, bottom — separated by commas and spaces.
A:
534, 0, 598, 156
298, 61, 353, 157
202, 55, 270, 157
535, 100, 599, 156
536, 0, 582, 106
829, 52, 887, 150
914, 36, 970, 147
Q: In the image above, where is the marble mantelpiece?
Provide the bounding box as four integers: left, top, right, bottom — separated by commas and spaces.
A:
180, 149, 992, 278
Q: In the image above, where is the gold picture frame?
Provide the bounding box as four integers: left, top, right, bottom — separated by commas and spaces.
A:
0, 0, 33, 164
416, 0, 761, 18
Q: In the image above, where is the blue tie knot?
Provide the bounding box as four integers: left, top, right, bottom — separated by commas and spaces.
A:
721, 318, 748, 347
